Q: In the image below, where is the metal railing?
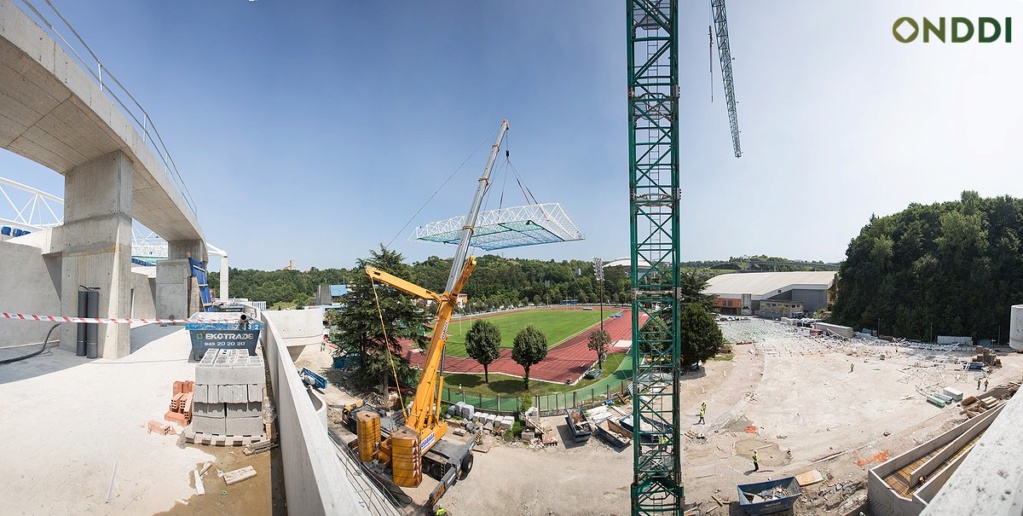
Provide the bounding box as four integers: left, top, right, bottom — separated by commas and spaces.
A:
15, 0, 198, 218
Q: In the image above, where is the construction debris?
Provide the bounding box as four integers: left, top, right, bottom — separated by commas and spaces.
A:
223, 466, 257, 485
243, 440, 276, 456
193, 469, 205, 495
147, 419, 176, 435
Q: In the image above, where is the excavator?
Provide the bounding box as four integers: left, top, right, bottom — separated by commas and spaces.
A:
352, 119, 510, 508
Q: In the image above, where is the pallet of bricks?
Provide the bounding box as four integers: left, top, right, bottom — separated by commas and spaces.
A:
186, 348, 267, 446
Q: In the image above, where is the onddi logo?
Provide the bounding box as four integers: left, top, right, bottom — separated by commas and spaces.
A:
893, 17, 1012, 43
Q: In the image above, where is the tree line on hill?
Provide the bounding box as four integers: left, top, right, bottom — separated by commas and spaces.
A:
210, 253, 827, 311
832, 191, 1023, 342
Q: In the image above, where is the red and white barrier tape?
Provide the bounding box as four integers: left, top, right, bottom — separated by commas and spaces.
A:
0, 312, 189, 324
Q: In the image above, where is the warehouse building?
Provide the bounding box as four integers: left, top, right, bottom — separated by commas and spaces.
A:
703, 271, 837, 317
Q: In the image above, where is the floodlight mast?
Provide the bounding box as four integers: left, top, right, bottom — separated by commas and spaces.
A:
445, 119, 509, 292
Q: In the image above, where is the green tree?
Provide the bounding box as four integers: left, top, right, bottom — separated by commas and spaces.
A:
587, 329, 611, 369
329, 246, 429, 391
464, 319, 501, 384
519, 392, 533, 414
511, 325, 549, 389
830, 191, 1023, 341
679, 304, 723, 367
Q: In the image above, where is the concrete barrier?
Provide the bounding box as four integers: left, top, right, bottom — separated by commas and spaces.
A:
263, 309, 324, 361
261, 312, 369, 515
813, 322, 854, 339
869, 404, 1005, 515
0, 241, 60, 348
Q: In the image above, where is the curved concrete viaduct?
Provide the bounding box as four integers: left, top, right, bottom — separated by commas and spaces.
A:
0, 0, 205, 357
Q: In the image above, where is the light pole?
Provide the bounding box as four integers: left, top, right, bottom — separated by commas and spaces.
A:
594, 257, 606, 368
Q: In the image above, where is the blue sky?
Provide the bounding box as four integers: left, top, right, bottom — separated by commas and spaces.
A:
2, 1, 1023, 271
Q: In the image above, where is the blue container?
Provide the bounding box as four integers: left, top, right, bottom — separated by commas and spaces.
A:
185, 313, 263, 360
737, 477, 802, 515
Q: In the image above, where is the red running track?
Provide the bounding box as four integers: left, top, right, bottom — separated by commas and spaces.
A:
403, 308, 644, 384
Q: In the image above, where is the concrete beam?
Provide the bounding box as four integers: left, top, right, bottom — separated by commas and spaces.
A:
0, 0, 204, 243
58, 151, 133, 358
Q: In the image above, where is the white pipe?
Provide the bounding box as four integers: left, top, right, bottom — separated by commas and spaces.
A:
220, 254, 229, 302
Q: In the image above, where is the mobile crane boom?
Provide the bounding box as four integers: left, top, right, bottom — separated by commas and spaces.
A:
361, 119, 509, 489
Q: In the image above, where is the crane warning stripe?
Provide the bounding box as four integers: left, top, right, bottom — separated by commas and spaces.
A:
0, 312, 189, 324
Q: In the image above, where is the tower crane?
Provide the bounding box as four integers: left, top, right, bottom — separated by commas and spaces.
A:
626, 1, 742, 514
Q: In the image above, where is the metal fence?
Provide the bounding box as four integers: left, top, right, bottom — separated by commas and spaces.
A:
440, 380, 631, 417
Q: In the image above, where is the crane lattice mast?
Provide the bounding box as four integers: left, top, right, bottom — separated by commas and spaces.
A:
627, 0, 742, 514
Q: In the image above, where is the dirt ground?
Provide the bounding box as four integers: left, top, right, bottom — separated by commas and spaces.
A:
296, 320, 1023, 516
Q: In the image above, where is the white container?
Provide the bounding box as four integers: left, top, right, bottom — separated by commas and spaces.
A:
943, 387, 964, 402
1011, 305, 1023, 351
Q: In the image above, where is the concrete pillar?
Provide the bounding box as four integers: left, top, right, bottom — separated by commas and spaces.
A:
58, 151, 133, 358
155, 259, 191, 319
156, 239, 207, 318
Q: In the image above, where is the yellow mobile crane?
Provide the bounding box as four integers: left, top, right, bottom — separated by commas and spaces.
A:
356, 120, 510, 502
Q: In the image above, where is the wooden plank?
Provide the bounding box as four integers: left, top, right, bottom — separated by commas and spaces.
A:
223, 466, 257, 485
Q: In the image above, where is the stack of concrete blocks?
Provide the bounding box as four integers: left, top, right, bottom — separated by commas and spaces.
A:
497, 415, 514, 433
192, 349, 266, 437
472, 412, 509, 434
447, 401, 475, 419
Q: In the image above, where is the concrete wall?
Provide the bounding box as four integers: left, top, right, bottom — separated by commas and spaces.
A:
155, 259, 190, 319
910, 406, 1002, 485
262, 309, 325, 361
130, 267, 157, 319
0, 241, 60, 348
260, 312, 370, 516
923, 390, 1023, 515
867, 470, 926, 516
869, 406, 1003, 516
916, 452, 969, 503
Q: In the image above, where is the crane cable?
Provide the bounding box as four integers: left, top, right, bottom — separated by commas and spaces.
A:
385, 127, 500, 248
370, 276, 409, 420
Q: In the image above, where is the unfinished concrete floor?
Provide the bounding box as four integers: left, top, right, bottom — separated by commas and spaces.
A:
0, 324, 271, 515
